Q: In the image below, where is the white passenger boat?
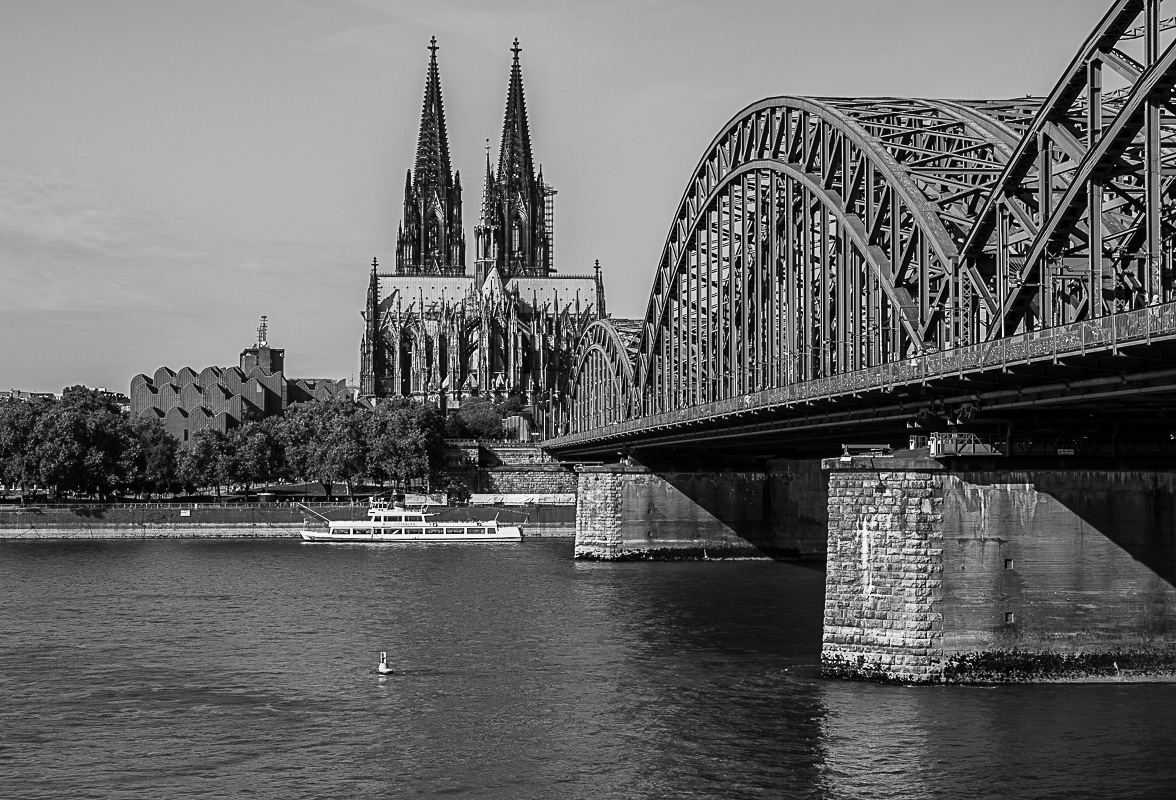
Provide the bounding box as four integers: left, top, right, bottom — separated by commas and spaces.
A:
300, 499, 522, 543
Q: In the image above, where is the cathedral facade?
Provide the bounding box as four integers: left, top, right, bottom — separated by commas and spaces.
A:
359, 39, 604, 437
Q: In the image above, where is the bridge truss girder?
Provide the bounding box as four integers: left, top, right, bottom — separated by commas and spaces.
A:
560, 0, 1176, 448
629, 96, 1025, 419
568, 319, 636, 430
963, 0, 1176, 336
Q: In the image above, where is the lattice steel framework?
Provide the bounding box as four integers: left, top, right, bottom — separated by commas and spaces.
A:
962, 0, 1176, 335
624, 95, 1033, 418
565, 0, 1176, 437
567, 319, 637, 430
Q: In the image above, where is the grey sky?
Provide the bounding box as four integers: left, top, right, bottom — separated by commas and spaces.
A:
1, 0, 1110, 392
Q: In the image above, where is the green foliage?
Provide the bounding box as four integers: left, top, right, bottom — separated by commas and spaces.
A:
179, 428, 230, 498
366, 398, 445, 491
224, 420, 282, 494
437, 475, 472, 504
0, 390, 453, 501
443, 411, 470, 439
172, 419, 283, 498
450, 393, 536, 441
30, 387, 132, 500
499, 393, 527, 419
1, 390, 184, 500
0, 396, 50, 490
457, 395, 503, 439
123, 416, 180, 498
275, 395, 367, 499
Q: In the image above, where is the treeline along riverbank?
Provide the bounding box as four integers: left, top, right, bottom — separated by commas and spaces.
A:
0, 503, 574, 539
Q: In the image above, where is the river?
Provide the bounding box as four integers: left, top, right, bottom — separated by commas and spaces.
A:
2, 538, 1174, 799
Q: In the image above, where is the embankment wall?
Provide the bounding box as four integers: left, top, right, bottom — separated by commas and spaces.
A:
0, 503, 574, 539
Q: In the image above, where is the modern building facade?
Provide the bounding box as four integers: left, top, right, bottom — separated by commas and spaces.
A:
359, 39, 605, 435
130, 319, 347, 444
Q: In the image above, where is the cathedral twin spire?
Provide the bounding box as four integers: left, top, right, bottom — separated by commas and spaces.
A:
477, 38, 552, 282
414, 37, 453, 194
395, 37, 464, 276
395, 37, 552, 281
496, 39, 534, 191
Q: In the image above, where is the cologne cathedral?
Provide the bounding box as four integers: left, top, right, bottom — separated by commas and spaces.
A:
359, 38, 604, 436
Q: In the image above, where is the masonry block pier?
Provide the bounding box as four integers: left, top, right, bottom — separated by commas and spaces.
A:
574, 461, 827, 560
822, 456, 1176, 683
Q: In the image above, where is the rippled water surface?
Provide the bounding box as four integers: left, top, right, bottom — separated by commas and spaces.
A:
2, 539, 1175, 799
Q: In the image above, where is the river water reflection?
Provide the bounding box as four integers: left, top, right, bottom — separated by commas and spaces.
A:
2, 538, 1173, 799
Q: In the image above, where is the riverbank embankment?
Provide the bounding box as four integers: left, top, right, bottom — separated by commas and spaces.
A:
0, 503, 574, 539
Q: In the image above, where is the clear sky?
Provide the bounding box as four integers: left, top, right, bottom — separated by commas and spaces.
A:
1, 0, 1112, 393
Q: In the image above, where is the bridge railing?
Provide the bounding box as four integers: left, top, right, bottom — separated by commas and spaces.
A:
555, 303, 1176, 445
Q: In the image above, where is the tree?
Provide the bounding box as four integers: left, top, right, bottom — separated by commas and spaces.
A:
30, 387, 130, 500
178, 428, 230, 498
322, 399, 368, 498
499, 393, 528, 419
366, 398, 445, 493
457, 395, 503, 439
443, 411, 470, 439
224, 420, 282, 497
122, 416, 180, 499
410, 402, 446, 481
275, 396, 366, 500
0, 395, 50, 495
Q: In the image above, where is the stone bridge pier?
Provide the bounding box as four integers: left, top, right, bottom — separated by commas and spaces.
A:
573, 454, 1176, 683
573, 460, 827, 561
822, 456, 1176, 683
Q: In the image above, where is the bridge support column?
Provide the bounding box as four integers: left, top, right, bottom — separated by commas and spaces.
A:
822, 456, 1176, 683
574, 461, 826, 560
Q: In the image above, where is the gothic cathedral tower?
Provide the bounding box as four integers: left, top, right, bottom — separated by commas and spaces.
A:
395, 37, 465, 275
475, 40, 555, 284
363, 37, 602, 420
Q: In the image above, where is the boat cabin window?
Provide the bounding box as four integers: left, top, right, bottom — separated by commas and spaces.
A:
368, 508, 426, 523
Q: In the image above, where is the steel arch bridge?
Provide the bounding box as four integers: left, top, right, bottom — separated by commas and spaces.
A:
555, 0, 1176, 459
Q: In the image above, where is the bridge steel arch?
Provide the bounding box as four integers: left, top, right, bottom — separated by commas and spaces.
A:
624, 95, 1036, 420
559, 0, 1176, 446
567, 319, 638, 431
961, 0, 1176, 336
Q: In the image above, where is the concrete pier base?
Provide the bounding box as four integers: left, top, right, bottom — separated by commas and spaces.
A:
821, 456, 1176, 683
574, 461, 826, 560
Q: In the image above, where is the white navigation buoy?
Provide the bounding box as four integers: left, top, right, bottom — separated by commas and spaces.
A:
377, 650, 394, 675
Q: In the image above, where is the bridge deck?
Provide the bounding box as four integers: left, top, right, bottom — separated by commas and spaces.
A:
549, 303, 1176, 457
